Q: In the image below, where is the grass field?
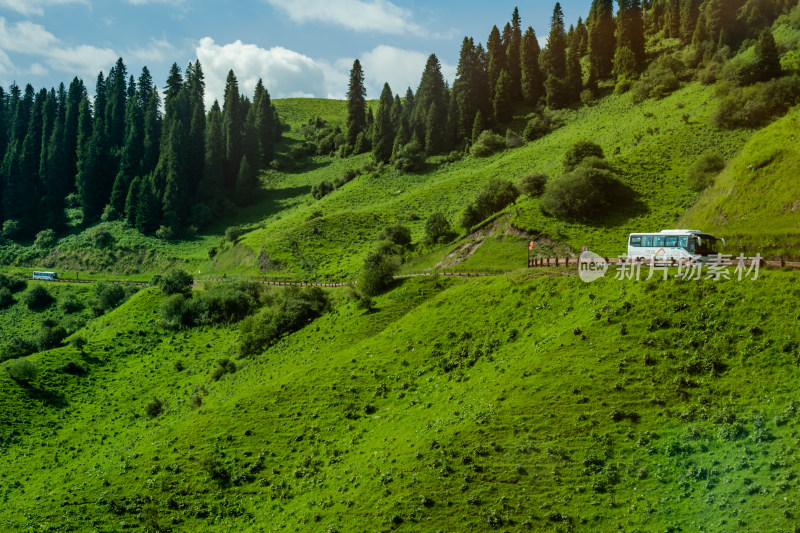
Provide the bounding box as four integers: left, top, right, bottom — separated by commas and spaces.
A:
2, 267, 800, 531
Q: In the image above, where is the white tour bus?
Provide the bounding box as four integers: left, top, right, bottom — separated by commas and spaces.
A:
32, 271, 58, 280
627, 230, 725, 262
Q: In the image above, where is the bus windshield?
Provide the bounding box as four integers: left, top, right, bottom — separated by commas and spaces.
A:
692, 236, 718, 255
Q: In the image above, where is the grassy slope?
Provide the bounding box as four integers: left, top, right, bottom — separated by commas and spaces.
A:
682, 109, 800, 257
2, 270, 800, 531
212, 81, 752, 283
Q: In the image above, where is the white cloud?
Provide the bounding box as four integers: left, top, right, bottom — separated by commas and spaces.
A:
196, 37, 328, 106
265, 0, 426, 36
360, 45, 455, 98
126, 37, 174, 65
0, 0, 87, 16
0, 17, 116, 77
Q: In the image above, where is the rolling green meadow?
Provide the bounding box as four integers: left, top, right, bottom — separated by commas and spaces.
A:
4, 1, 800, 531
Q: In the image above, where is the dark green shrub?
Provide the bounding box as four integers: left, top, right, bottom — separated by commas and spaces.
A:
60, 360, 86, 375
59, 294, 82, 314
158, 269, 193, 296
35, 320, 67, 351
519, 173, 549, 197
311, 180, 334, 200
688, 150, 726, 191
0, 288, 13, 309
211, 358, 237, 381
540, 167, 629, 221
1, 336, 36, 361
239, 287, 330, 356
631, 59, 681, 103
21, 285, 54, 310
34, 229, 57, 248
2, 219, 22, 239
523, 115, 552, 141
424, 212, 451, 244
393, 140, 426, 172
145, 397, 163, 418
159, 294, 189, 329
225, 226, 244, 243
87, 226, 115, 248
712, 75, 800, 128
69, 336, 87, 352
378, 224, 412, 247
6, 358, 37, 383
563, 141, 604, 171
359, 248, 400, 297
186, 285, 257, 326
0, 274, 26, 293
469, 130, 506, 157
61, 316, 86, 334
92, 282, 126, 314
460, 179, 520, 230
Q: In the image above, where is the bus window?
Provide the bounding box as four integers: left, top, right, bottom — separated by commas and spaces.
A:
688, 238, 697, 252
643, 236, 653, 247
630, 236, 642, 247
655, 236, 665, 247
665, 236, 678, 247
679, 236, 689, 248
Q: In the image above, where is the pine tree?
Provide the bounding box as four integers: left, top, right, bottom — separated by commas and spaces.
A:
222, 70, 242, 188
444, 89, 457, 151
543, 2, 567, 81
197, 101, 225, 213
666, 0, 681, 38
372, 83, 395, 163
108, 95, 144, 219
124, 175, 141, 227
680, 0, 700, 44
77, 97, 112, 223
565, 43, 583, 104
345, 59, 367, 154
506, 7, 523, 101
521, 27, 544, 105
160, 89, 191, 230
471, 109, 485, 143
493, 70, 513, 124
106, 57, 127, 150
617, 0, 646, 72
412, 54, 448, 154
234, 155, 256, 206
588, 0, 616, 80
692, 10, 709, 47
454, 37, 486, 142
487, 25, 506, 103
575, 17, 589, 56
141, 90, 161, 176
41, 95, 69, 230
63, 77, 86, 184
253, 79, 275, 166
752, 28, 781, 81
136, 174, 160, 233
186, 60, 206, 197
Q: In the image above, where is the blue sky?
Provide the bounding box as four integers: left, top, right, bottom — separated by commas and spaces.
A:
0, 0, 590, 105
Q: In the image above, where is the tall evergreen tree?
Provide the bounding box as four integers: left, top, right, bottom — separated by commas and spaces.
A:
76, 93, 112, 223
680, 0, 700, 44
752, 28, 781, 81
105, 57, 127, 150
222, 69, 242, 188
197, 101, 225, 213
521, 27, 544, 105
493, 69, 513, 124
471, 109, 485, 143
506, 7, 523, 101
108, 95, 144, 219
63, 77, 86, 184
666, 0, 681, 38
186, 60, 206, 197
234, 155, 256, 206
542, 2, 568, 80
253, 79, 275, 166
412, 54, 448, 154
575, 17, 589, 56
372, 83, 395, 163
136, 174, 160, 233
588, 0, 616, 80
141, 89, 161, 176
565, 42, 583, 104
454, 37, 489, 142
487, 25, 506, 103
617, 0, 646, 71
345, 59, 367, 154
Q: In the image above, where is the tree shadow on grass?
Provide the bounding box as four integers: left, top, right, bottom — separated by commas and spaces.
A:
24, 384, 68, 408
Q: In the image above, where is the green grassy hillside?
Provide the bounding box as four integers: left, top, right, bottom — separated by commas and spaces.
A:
2, 269, 800, 531
682, 109, 800, 258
